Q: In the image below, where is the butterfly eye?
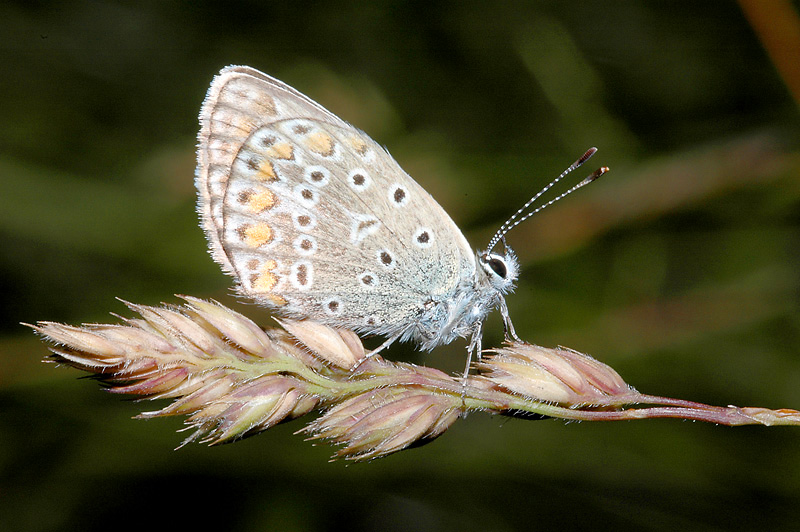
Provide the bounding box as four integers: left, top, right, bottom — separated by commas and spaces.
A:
485, 257, 507, 279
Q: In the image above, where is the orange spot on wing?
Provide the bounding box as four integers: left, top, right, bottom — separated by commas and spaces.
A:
266, 142, 294, 160
306, 131, 334, 156
349, 135, 368, 155
257, 160, 277, 181
249, 189, 277, 212
253, 270, 278, 293
267, 294, 288, 306
241, 223, 273, 248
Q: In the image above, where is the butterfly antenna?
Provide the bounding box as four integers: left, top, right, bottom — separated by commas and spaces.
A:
487, 148, 608, 251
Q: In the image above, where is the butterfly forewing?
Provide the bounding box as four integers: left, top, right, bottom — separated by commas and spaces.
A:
197, 66, 476, 337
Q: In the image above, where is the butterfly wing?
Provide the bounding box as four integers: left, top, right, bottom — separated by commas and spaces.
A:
196, 66, 476, 338
197, 66, 347, 273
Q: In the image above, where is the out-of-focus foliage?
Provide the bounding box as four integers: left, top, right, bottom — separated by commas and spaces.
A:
2, 1, 799, 531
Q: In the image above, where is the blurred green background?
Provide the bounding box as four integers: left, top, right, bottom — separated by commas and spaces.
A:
2, 1, 800, 530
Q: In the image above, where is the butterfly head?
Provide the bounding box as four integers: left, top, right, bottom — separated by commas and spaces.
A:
478, 247, 519, 295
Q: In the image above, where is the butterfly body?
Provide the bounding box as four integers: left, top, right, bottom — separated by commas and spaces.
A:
197, 66, 518, 356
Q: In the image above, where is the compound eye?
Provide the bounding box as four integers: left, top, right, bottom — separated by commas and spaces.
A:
486, 257, 507, 279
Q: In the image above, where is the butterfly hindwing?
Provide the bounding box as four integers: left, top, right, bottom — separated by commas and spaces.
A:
197, 66, 476, 337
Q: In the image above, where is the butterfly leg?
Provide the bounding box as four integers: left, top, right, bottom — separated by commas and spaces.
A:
499, 298, 520, 342
368, 333, 401, 357
462, 323, 483, 381
459, 325, 482, 414
350, 332, 401, 371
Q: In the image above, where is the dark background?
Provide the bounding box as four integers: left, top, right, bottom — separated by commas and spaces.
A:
2, 1, 800, 530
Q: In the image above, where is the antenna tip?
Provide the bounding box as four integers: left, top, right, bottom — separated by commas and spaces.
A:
581, 166, 609, 185
576, 147, 598, 166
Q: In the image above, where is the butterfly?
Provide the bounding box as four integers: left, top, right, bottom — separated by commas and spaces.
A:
195, 66, 604, 371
